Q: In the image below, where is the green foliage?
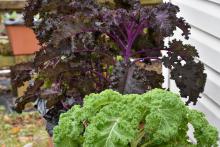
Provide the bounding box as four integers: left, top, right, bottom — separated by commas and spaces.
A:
53, 89, 218, 147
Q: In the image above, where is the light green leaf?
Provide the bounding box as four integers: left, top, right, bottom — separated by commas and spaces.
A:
53, 89, 218, 147
84, 103, 137, 147
144, 89, 187, 144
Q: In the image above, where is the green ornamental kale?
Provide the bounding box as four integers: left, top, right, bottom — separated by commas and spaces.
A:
53, 89, 218, 147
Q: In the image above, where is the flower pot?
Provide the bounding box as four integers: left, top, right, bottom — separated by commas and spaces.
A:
5, 25, 40, 55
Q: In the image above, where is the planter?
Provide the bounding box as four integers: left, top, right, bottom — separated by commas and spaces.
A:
5, 24, 41, 55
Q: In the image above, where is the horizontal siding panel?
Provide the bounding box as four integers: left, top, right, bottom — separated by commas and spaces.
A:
204, 67, 220, 106
190, 27, 220, 73
172, 0, 220, 38
208, 0, 220, 5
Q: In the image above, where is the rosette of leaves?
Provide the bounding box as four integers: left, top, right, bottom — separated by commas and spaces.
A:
53, 89, 218, 147
13, 0, 206, 135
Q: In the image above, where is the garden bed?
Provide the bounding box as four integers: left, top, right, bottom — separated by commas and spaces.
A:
0, 107, 49, 147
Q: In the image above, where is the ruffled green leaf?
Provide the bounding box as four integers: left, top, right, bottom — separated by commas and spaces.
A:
54, 89, 218, 147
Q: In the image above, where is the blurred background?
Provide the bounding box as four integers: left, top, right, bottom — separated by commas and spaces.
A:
0, 0, 50, 147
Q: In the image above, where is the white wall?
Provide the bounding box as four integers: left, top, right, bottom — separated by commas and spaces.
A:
164, 0, 220, 143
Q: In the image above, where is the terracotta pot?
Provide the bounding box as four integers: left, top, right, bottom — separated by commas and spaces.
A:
5, 25, 41, 55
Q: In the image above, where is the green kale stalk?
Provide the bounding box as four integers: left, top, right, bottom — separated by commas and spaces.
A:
53, 89, 218, 147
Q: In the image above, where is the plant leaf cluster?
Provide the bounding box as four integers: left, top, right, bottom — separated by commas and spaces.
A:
53, 89, 218, 147
13, 0, 206, 134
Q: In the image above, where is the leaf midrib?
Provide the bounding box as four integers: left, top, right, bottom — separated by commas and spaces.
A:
105, 118, 120, 147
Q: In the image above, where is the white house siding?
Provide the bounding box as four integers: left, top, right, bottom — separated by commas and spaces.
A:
164, 0, 220, 143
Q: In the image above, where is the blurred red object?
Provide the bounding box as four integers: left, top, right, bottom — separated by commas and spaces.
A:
6, 25, 40, 55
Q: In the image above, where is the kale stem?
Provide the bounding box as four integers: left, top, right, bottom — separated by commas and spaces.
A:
140, 141, 153, 147
124, 21, 136, 62
131, 128, 145, 147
